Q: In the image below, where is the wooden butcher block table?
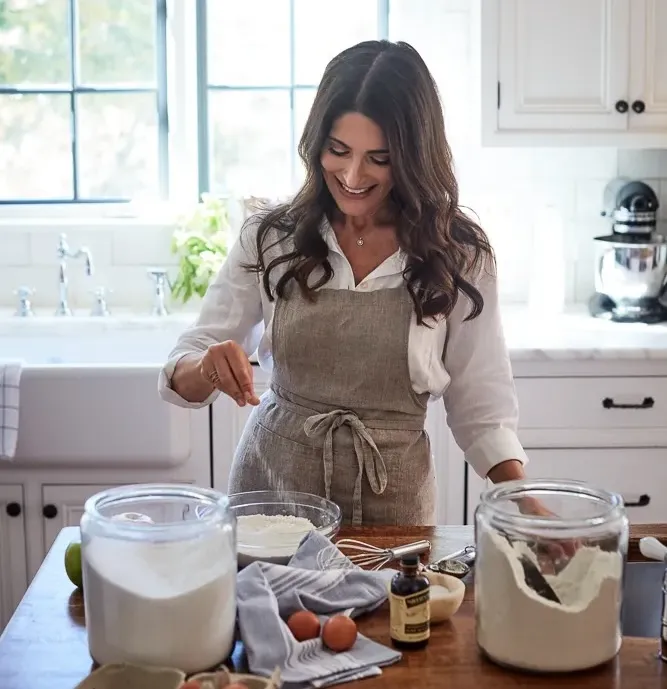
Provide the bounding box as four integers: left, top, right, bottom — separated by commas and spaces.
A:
0, 524, 665, 689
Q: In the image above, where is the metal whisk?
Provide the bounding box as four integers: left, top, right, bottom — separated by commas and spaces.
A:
335, 538, 432, 570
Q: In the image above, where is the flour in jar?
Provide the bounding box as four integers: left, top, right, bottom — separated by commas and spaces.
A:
236, 514, 316, 562
475, 528, 624, 672
82, 532, 236, 674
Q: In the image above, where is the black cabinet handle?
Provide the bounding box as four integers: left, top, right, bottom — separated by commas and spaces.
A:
602, 396, 654, 410
42, 504, 58, 519
631, 100, 646, 114
615, 99, 629, 113
623, 494, 651, 508
5, 502, 21, 517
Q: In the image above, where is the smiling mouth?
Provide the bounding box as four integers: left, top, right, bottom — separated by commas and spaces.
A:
336, 177, 376, 197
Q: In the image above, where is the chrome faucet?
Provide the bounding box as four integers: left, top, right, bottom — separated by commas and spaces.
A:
56, 233, 94, 316
147, 268, 171, 316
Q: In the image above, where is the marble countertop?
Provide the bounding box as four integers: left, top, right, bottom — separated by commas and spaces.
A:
501, 307, 667, 361
2, 306, 667, 364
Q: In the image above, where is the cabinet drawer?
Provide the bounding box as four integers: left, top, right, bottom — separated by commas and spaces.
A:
466, 448, 667, 525
515, 377, 667, 447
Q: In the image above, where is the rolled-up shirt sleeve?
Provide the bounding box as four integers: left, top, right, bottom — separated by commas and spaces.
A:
442, 264, 528, 478
158, 217, 265, 409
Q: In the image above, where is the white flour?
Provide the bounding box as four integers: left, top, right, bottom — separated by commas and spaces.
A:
83, 532, 236, 673
236, 514, 316, 564
476, 529, 623, 672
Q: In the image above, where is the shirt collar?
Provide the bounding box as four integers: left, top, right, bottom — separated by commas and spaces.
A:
320, 217, 406, 277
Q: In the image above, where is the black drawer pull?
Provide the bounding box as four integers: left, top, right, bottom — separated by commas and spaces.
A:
623, 494, 651, 508
602, 396, 654, 410
631, 99, 646, 114
42, 504, 58, 519
5, 502, 21, 517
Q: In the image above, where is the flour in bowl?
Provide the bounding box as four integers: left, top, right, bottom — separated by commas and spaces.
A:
475, 528, 624, 672
236, 514, 316, 562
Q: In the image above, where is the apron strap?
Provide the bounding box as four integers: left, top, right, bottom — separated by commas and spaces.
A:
303, 409, 388, 525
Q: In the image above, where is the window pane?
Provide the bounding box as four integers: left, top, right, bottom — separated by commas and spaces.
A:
78, 0, 157, 84
293, 0, 378, 86
0, 93, 72, 199
207, 0, 290, 86
293, 88, 316, 183
0, 0, 70, 85
76, 92, 158, 199
209, 90, 292, 197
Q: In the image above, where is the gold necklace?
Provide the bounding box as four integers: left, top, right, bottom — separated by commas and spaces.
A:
356, 236, 365, 247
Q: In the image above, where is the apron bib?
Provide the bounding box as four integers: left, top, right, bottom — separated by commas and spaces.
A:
228, 286, 437, 525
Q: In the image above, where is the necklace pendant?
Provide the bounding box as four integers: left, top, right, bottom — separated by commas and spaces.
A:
356, 237, 364, 246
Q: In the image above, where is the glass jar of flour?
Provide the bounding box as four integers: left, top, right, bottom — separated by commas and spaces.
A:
80, 484, 236, 673
474, 478, 629, 673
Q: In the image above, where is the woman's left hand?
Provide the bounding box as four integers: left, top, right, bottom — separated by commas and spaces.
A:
516, 495, 580, 563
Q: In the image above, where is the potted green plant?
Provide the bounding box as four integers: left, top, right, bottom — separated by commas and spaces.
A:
170, 193, 230, 304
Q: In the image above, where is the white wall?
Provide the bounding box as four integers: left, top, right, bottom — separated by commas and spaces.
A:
1, 1, 666, 313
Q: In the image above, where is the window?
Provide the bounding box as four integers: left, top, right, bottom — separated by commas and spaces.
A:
198, 0, 387, 199
0, 0, 470, 210
0, 0, 168, 204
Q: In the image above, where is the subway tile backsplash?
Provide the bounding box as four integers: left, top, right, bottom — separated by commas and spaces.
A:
1, 150, 666, 313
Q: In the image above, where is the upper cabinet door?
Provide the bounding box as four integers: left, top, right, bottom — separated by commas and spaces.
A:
494, 0, 630, 131
628, 0, 667, 132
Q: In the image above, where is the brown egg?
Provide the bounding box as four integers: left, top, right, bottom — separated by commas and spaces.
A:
287, 610, 321, 641
322, 615, 358, 653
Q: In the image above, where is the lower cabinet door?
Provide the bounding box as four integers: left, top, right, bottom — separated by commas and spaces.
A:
41, 484, 120, 556
0, 484, 28, 631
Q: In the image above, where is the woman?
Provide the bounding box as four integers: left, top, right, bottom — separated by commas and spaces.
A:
159, 40, 529, 526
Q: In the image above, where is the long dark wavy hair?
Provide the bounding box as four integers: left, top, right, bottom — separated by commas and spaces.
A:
245, 40, 494, 324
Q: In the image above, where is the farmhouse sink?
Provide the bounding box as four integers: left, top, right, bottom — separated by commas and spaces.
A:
0, 320, 201, 468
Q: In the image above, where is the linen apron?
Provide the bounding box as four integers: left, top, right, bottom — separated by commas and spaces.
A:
228, 286, 437, 525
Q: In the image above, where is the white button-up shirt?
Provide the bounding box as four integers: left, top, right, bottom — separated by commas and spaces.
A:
159, 216, 528, 478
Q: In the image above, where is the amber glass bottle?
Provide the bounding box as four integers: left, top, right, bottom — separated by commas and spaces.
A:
389, 554, 430, 649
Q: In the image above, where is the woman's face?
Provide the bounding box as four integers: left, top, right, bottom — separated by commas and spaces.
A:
320, 112, 393, 219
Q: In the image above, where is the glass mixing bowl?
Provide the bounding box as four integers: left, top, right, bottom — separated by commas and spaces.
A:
227, 490, 342, 567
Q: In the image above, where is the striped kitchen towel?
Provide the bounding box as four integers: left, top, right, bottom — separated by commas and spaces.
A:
236, 531, 401, 689
0, 361, 22, 460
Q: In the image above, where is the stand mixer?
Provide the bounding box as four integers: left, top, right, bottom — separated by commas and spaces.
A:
589, 178, 666, 323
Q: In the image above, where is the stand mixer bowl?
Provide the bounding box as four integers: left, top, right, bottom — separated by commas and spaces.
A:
593, 235, 667, 303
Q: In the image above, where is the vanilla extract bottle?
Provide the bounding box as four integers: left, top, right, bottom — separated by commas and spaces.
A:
389, 554, 430, 649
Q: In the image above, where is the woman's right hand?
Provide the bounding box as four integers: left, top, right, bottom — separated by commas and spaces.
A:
199, 340, 260, 407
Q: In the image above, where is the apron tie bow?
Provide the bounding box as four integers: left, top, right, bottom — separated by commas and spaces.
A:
303, 409, 388, 525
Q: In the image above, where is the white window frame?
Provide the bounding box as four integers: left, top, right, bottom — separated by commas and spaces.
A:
0, 0, 200, 225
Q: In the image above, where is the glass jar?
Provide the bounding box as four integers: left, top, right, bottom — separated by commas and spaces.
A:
80, 484, 236, 674
474, 478, 629, 673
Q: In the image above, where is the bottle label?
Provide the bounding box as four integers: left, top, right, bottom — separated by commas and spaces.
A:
390, 589, 430, 642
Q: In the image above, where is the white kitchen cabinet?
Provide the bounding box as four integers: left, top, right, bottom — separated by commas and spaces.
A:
0, 485, 28, 631
480, 0, 667, 146
40, 484, 118, 555
514, 376, 667, 448
466, 448, 667, 524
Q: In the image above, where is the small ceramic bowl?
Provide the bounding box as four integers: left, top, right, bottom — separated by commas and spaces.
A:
423, 569, 466, 623
73, 664, 282, 689
190, 667, 281, 688
73, 663, 185, 689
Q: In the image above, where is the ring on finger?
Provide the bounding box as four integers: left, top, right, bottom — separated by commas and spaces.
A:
207, 369, 221, 385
